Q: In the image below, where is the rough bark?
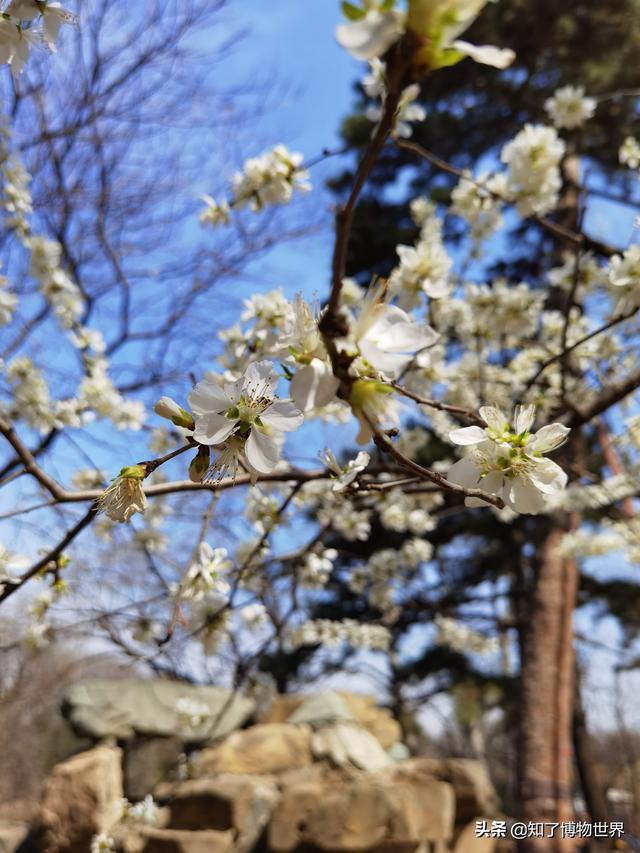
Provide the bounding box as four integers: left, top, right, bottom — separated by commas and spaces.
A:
518, 518, 578, 853
572, 666, 610, 835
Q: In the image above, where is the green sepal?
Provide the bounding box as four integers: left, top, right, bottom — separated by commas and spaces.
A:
342, 2, 366, 21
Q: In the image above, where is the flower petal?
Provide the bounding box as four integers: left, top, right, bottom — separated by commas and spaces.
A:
243, 360, 278, 398
245, 428, 281, 474
514, 404, 536, 434
451, 40, 516, 69
290, 360, 339, 411
507, 476, 545, 514
193, 413, 236, 446
188, 381, 231, 416
261, 399, 304, 432
359, 341, 412, 377
449, 425, 487, 446
531, 423, 570, 454
479, 406, 509, 433
447, 455, 481, 488
335, 11, 402, 61
528, 457, 568, 494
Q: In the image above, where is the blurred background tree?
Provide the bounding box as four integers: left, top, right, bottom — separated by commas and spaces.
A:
255, 0, 640, 830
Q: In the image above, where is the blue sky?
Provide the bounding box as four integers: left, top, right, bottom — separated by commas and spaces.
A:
216, 0, 360, 293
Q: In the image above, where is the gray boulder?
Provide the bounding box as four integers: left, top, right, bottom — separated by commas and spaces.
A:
62, 680, 255, 743
287, 690, 355, 728
310, 722, 392, 772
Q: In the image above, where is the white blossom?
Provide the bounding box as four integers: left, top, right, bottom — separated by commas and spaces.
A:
115, 794, 159, 827
0, 274, 17, 325
321, 448, 370, 491
277, 295, 339, 412
366, 82, 426, 138
435, 615, 499, 655
390, 207, 452, 307
153, 396, 195, 429
183, 543, 232, 602
240, 602, 269, 629
347, 282, 439, 378
407, 0, 514, 70
288, 618, 390, 651
401, 537, 433, 568
619, 136, 640, 171
448, 405, 570, 514
98, 466, 148, 523
26, 621, 53, 649
544, 85, 596, 129
232, 146, 310, 211
299, 549, 338, 588
609, 245, 640, 307
189, 361, 303, 478
335, 5, 403, 61
350, 378, 400, 445
501, 125, 566, 216
176, 697, 212, 731
199, 195, 230, 227
90, 834, 116, 853
450, 171, 504, 243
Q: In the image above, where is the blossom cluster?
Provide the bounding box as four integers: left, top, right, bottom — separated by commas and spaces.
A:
0, 134, 146, 434
287, 618, 391, 652
435, 615, 500, 656
200, 145, 310, 227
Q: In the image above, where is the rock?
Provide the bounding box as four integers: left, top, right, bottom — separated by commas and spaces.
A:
132, 828, 234, 853
256, 694, 301, 725
338, 693, 403, 750
261, 691, 402, 749
124, 737, 185, 802
387, 742, 411, 762
62, 680, 255, 742
453, 822, 497, 853
268, 777, 455, 852
196, 724, 312, 776
391, 759, 498, 827
311, 722, 392, 772
287, 691, 355, 727
36, 744, 123, 853
0, 822, 29, 853
164, 776, 279, 853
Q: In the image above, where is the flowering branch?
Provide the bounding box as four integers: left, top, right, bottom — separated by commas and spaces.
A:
367, 418, 506, 509
395, 138, 619, 256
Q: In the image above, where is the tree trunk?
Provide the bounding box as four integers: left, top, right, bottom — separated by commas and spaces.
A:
573, 665, 610, 852
516, 151, 584, 853
518, 519, 578, 853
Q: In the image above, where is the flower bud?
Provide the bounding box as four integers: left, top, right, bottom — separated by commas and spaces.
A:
189, 445, 210, 483
153, 397, 195, 430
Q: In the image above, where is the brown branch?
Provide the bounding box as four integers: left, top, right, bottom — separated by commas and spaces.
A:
565, 368, 640, 428
326, 93, 402, 320
389, 382, 484, 425
368, 419, 505, 509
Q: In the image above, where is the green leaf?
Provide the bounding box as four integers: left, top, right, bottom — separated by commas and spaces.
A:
380, 0, 396, 11
342, 2, 366, 21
